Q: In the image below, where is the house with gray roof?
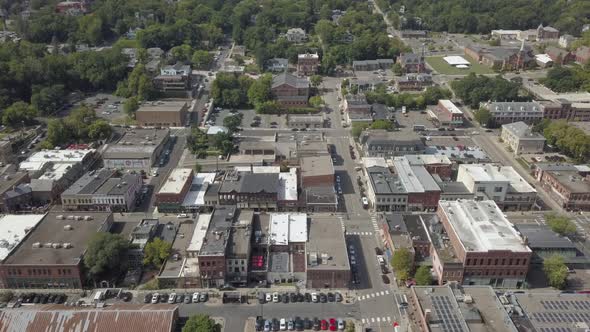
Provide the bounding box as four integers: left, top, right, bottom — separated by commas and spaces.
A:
218, 171, 280, 210
483, 101, 544, 125
266, 58, 288, 72
360, 130, 425, 157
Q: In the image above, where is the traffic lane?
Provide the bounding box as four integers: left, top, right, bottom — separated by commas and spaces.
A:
346, 234, 373, 290
146, 136, 186, 212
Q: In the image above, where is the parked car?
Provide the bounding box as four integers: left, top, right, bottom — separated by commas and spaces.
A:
320, 319, 328, 330
192, 292, 200, 303
273, 292, 280, 303
168, 293, 176, 304
266, 293, 272, 303
335, 293, 342, 302
151, 293, 159, 304
337, 319, 345, 330
184, 295, 191, 304
311, 292, 318, 303
199, 292, 208, 302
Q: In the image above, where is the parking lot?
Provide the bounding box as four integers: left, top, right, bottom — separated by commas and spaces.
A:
208, 108, 286, 129
425, 135, 476, 147
80, 93, 126, 123
394, 110, 434, 129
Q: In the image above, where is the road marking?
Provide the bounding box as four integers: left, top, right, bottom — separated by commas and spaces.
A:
371, 318, 375, 323
387, 317, 391, 322
370, 293, 375, 298
377, 317, 381, 322
385, 290, 390, 295
380, 291, 385, 296
362, 319, 366, 324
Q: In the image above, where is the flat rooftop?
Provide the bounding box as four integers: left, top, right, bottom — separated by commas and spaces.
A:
22, 149, 94, 165
306, 217, 349, 270
413, 285, 517, 332
158, 168, 193, 195
187, 214, 212, 253
439, 200, 531, 253
393, 157, 440, 193
367, 166, 406, 195
0, 304, 178, 332
0, 171, 28, 195
405, 154, 452, 166
278, 169, 298, 201
513, 292, 590, 332
459, 164, 536, 193
3, 210, 112, 266
227, 214, 252, 257
182, 173, 216, 207
439, 99, 463, 114
0, 214, 45, 261
159, 222, 192, 278
546, 170, 590, 194
502, 121, 545, 140
136, 101, 186, 113
513, 224, 577, 250
269, 213, 308, 246
103, 128, 169, 159
300, 156, 334, 178
199, 206, 237, 256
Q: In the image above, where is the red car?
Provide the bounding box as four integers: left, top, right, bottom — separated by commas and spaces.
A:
320, 319, 328, 330
329, 318, 337, 331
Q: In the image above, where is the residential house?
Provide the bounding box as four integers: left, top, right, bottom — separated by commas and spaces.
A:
297, 53, 319, 76
395, 73, 433, 91
266, 58, 288, 72
396, 53, 425, 73
559, 34, 575, 48
285, 28, 307, 43
271, 73, 309, 108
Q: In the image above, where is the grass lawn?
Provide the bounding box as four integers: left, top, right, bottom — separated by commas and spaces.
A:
426, 56, 496, 75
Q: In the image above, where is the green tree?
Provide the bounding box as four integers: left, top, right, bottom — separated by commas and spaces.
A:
546, 213, 577, 237
255, 100, 281, 114
2, 102, 37, 127
309, 96, 325, 107
83, 233, 129, 281
392, 63, 403, 76
223, 114, 242, 132
143, 238, 172, 268
370, 119, 394, 130
170, 44, 193, 63
310, 75, 323, 88
391, 248, 412, 280
247, 74, 273, 106
0, 290, 14, 303
182, 314, 220, 332
123, 97, 139, 117
192, 50, 214, 69
88, 120, 112, 140
543, 254, 568, 289
194, 163, 203, 173
351, 122, 370, 140
31, 85, 66, 115
474, 108, 493, 127
414, 265, 432, 285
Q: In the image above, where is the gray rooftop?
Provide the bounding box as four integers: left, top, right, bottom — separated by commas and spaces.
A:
62, 169, 140, 196
305, 186, 337, 206
345, 94, 369, 106
0, 171, 29, 195
393, 157, 440, 193
3, 209, 112, 266
546, 170, 590, 194
272, 72, 309, 89
487, 101, 543, 114
502, 121, 545, 140
513, 292, 590, 332
367, 166, 407, 195
269, 252, 290, 273
103, 128, 169, 160
513, 224, 577, 250
300, 156, 334, 178
306, 217, 349, 270
199, 206, 237, 256
219, 172, 279, 194
361, 130, 425, 148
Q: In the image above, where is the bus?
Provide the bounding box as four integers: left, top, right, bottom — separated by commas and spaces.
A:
413, 125, 426, 131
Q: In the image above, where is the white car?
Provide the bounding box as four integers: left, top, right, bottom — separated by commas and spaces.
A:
280, 318, 287, 331
336, 176, 341, 183
272, 292, 280, 303
265, 293, 272, 303
311, 292, 318, 303
168, 293, 176, 304
337, 319, 345, 330
177, 214, 189, 218
192, 292, 200, 302
151, 293, 159, 304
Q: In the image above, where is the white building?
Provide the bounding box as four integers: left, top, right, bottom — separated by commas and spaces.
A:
0, 214, 45, 261
286, 28, 307, 43
457, 164, 537, 210
501, 121, 546, 155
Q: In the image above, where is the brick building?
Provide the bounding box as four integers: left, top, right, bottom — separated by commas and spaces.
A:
136, 101, 189, 127
436, 200, 532, 288
545, 47, 576, 65
271, 73, 309, 108
218, 171, 279, 210
464, 44, 534, 71
297, 53, 319, 76
300, 156, 334, 188
396, 53, 425, 73
0, 210, 114, 289
428, 100, 464, 127
403, 154, 453, 180
155, 168, 194, 212
306, 217, 350, 288
484, 101, 544, 125
198, 206, 237, 288
538, 167, 590, 211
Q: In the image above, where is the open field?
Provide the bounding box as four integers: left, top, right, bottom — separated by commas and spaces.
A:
426, 55, 496, 75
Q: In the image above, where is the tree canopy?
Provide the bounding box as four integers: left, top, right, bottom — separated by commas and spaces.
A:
223, 114, 243, 132
83, 233, 129, 281
543, 254, 568, 289
451, 74, 526, 109
540, 65, 590, 93
143, 238, 172, 268
542, 121, 590, 162
211, 73, 254, 108
2, 102, 37, 128
391, 248, 412, 281
414, 265, 432, 286
182, 314, 221, 332
546, 214, 577, 237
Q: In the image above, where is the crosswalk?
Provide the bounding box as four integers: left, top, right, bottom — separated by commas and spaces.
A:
357, 290, 390, 301
346, 231, 373, 236
361, 316, 392, 325
371, 215, 380, 233
339, 216, 345, 233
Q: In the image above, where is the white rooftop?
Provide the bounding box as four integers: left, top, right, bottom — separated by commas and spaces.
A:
23, 149, 94, 164
278, 168, 298, 201
443, 56, 470, 67
439, 99, 463, 114
206, 126, 228, 135
393, 157, 440, 193
535, 54, 553, 64
459, 164, 535, 193
0, 214, 46, 261
298, 53, 319, 59
234, 166, 281, 173
439, 200, 531, 253
182, 173, 216, 207
187, 213, 212, 253
269, 213, 308, 246
38, 163, 74, 181
158, 168, 192, 194
362, 157, 389, 169
404, 154, 452, 166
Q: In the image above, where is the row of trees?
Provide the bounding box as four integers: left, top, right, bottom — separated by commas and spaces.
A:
451, 73, 526, 109
391, 248, 432, 286
42, 106, 112, 149
364, 85, 452, 109
540, 65, 590, 93
381, 0, 589, 35
534, 119, 590, 162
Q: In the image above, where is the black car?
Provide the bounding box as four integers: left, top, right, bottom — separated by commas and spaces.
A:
313, 318, 320, 331
381, 265, 389, 274
40, 294, 49, 304
272, 318, 280, 331
255, 317, 264, 331
33, 295, 40, 304
375, 247, 383, 255
304, 293, 311, 302
144, 293, 152, 303
319, 293, 327, 303
294, 316, 303, 331
382, 274, 390, 284
327, 293, 335, 302
303, 318, 312, 330
48, 294, 56, 303
122, 292, 132, 302
281, 293, 289, 303
160, 293, 169, 303
22, 294, 33, 303
56, 294, 66, 304
289, 293, 297, 302
176, 294, 184, 303
296, 293, 304, 302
